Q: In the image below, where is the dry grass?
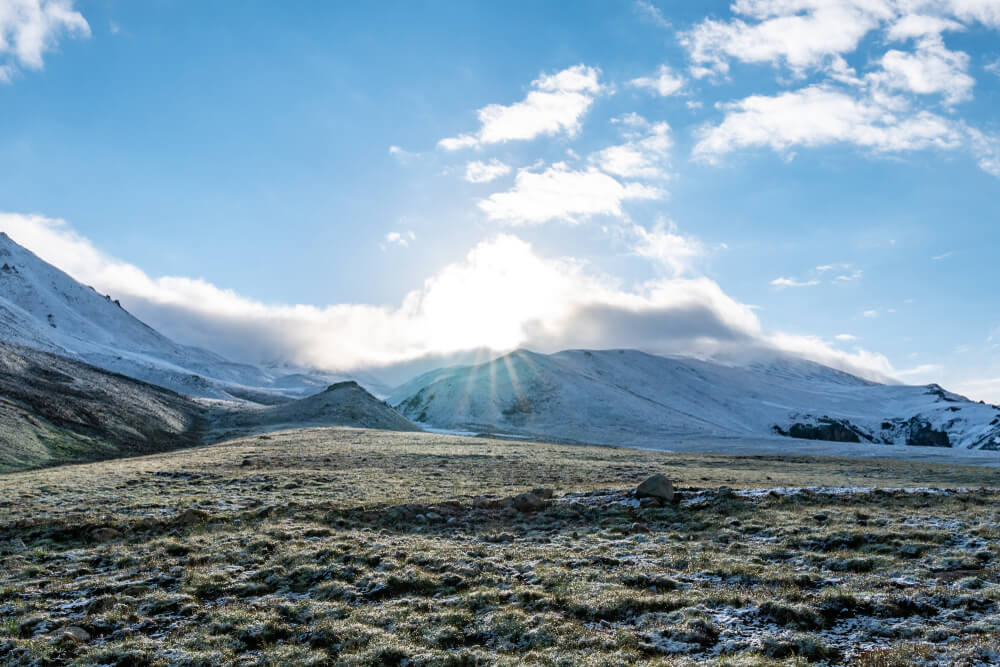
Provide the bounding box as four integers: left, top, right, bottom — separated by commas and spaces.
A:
2, 427, 1000, 665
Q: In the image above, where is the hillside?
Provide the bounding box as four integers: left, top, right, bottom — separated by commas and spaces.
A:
209, 380, 419, 439
0, 232, 342, 400
0, 344, 420, 472
391, 348, 1000, 451
0, 340, 205, 472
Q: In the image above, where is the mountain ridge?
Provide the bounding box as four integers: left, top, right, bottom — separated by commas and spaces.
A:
390, 348, 1000, 451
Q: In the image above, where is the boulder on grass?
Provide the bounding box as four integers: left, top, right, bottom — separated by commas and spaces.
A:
635, 474, 673, 502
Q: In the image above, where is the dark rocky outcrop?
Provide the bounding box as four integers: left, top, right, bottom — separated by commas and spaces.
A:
774, 418, 863, 443
906, 417, 951, 447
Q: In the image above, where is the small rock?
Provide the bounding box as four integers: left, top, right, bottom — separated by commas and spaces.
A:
639, 497, 661, 508
531, 488, 554, 500
635, 474, 674, 502
61, 626, 90, 643
90, 527, 122, 542
512, 492, 544, 513
240, 458, 252, 467
813, 512, 829, 523
630, 521, 650, 534
176, 509, 208, 524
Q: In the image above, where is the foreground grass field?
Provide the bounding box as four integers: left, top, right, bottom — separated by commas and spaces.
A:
3, 427, 1000, 665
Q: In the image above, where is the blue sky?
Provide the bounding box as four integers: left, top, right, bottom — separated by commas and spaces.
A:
1, 0, 1000, 399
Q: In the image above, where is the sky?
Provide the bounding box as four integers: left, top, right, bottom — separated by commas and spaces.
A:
1, 0, 1000, 399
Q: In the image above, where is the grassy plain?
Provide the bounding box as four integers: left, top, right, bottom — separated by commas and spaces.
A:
2, 427, 1000, 665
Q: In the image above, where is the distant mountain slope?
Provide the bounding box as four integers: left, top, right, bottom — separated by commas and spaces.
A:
0, 232, 341, 400
0, 340, 206, 472
390, 349, 1000, 450
210, 381, 420, 438
0, 342, 420, 472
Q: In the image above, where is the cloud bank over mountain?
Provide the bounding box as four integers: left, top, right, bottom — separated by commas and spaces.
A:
0, 212, 894, 381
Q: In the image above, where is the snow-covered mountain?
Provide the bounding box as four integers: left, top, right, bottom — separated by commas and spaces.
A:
390, 349, 1000, 450
0, 232, 339, 401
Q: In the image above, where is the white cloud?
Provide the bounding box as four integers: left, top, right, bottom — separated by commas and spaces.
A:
464, 159, 511, 183
438, 65, 603, 150
590, 119, 672, 179
680, 1, 999, 79
680, 1, 1000, 175
629, 64, 685, 97
382, 231, 416, 248
630, 221, 704, 276
835, 333, 859, 341
681, 1, 893, 77
863, 309, 880, 318
874, 35, 975, 105
0, 0, 89, 80
987, 57, 1000, 77
948, 0, 1000, 29
693, 84, 962, 162
932, 250, 954, 260
771, 276, 820, 288
477, 162, 662, 226
1, 211, 896, 381
886, 13, 964, 41
968, 127, 1000, 176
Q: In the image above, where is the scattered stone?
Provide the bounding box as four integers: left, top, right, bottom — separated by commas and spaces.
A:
639, 497, 660, 508
90, 527, 122, 542
630, 521, 650, 534
531, 488, 554, 500
61, 626, 90, 643
176, 508, 208, 524
635, 474, 674, 502
513, 492, 544, 513
240, 458, 252, 467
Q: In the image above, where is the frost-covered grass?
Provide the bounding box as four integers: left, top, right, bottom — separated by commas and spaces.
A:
2, 427, 1000, 665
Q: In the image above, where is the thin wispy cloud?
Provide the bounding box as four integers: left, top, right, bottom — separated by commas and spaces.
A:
382, 230, 416, 249
835, 269, 864, 282
633, 0, 670, 29
771, 277, 820, 288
